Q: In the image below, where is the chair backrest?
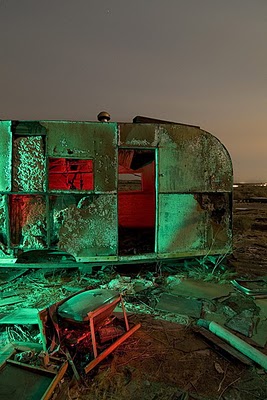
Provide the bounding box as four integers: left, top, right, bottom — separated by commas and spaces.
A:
57, 289, 119, 323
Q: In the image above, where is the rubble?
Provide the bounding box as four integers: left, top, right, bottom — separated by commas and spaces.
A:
0, 259, 267, 399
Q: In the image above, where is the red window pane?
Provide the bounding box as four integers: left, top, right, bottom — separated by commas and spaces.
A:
49, 158, 94, 190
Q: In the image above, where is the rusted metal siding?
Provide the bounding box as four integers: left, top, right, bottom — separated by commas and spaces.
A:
42, 121, 118, 259
119, 122, 232, 258
156, 124, 232, 257
157, 193, 232, 257
12, 136, 46, 192
158, 125, 232, 193
44, 121, 117, 192
119, 124, 157, 147
0, 121, 12, 192
0, 195, 9, 254
54, 194, 118, 259
9, 195, 47, 249
158, 194, 206, 256
0, 119, 232, 263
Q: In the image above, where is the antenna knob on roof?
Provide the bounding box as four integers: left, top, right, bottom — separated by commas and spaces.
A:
97, 111, 111, 122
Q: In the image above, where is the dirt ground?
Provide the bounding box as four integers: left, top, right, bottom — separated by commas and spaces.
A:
1, 185, 267, 400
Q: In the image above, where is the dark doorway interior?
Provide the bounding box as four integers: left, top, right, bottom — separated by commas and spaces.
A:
118, 149, 155, 256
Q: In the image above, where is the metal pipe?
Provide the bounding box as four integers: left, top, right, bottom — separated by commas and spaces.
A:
197, 319, 267, 370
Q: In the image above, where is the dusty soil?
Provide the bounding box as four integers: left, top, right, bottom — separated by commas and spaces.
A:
68, 315, 267, 400
231, 202, 267, 278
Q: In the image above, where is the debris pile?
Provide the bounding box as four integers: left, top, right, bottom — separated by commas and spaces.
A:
0, 264, 267, 399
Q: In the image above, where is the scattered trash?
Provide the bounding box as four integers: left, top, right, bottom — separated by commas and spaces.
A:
0, 308, 39, 325
225, 309, 255, 337
169, 279, 234, 300
0, 296, 24, 307
0, 344, 68, 400
156, 293, 202, 319
232, 278, 267, 296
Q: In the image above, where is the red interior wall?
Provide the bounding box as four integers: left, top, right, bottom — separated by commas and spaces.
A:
49, 158, 93, 190
118, 162, 155, 228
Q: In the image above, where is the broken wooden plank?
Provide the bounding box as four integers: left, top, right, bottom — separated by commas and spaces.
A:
0, 308, 39, 325
0, 296, 23, 307
84, 323, 141, 374
192, 325, 253, 366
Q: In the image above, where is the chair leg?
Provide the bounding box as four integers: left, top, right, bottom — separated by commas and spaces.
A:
84, 323, 141, 374
120, 294, 129, 331
89, 316, 98, 358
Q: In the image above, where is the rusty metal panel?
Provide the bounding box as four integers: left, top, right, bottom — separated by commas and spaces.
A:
158, 125, 232, 193
45, 121, 95, 157
158, 193, 232, 257
0, 121, 12, 192
158, 194, 206, 255
0, 195, 9, 257
12, 136, 46, 192
93, 126, 117, 192
9, 195, 47, 249
119, 123, 158, 147
195, 193, 232, 252
52, 194, 117, 258
44, 121, 117, 192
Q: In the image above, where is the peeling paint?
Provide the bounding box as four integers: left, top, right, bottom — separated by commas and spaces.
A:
10, 195, 47, 249
13, 136, 46, 192
0, 119, 232, 263
51, 195, 117, 258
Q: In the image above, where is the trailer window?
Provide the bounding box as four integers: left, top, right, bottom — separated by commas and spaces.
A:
48, 158, 94, 191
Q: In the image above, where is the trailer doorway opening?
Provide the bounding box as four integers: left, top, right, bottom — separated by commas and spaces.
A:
118, 149, 156, 256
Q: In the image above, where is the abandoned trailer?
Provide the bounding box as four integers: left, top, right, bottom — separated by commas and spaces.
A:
0, 116, 232, 265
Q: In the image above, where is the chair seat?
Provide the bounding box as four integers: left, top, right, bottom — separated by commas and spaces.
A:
57, 289, 119, 323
